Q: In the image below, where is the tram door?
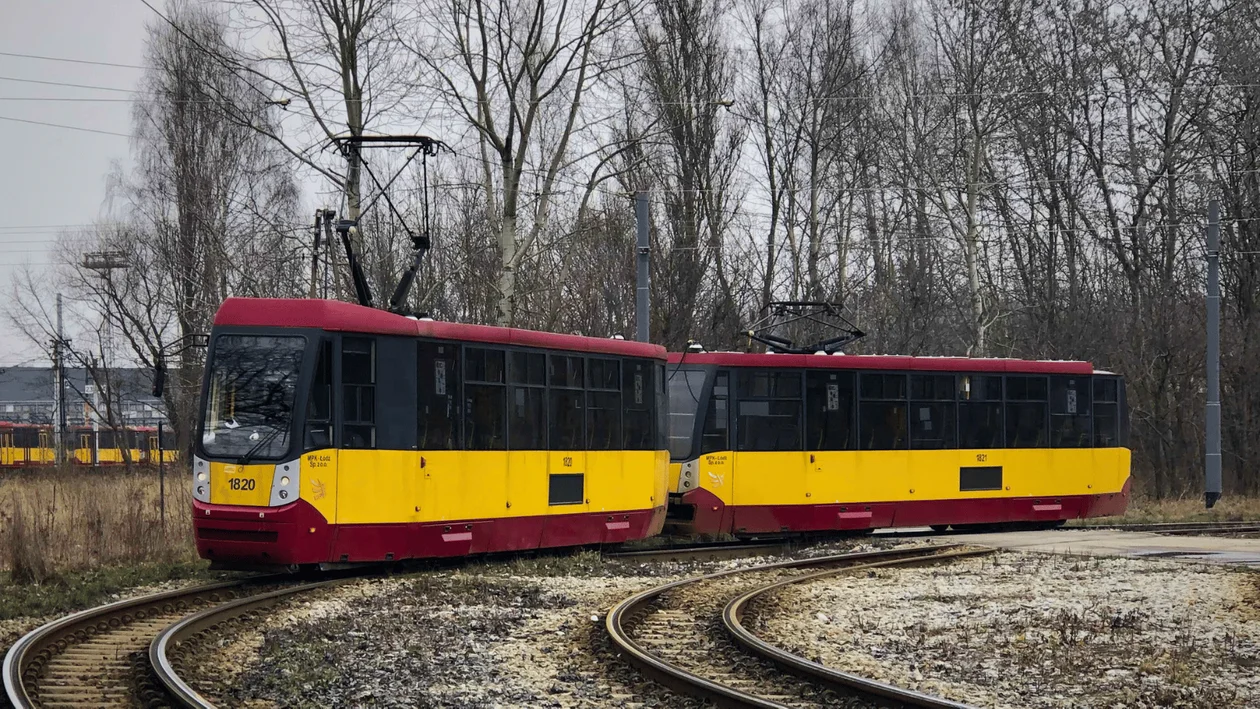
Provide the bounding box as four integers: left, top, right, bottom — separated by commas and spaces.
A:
805, 371, 856, 510
80, 433, 93, 464
38, 431, 50, 464
1, 432, 13, 465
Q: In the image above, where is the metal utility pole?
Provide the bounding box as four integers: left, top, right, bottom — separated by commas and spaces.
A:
158, 421, 166, 531
1206, 200, 1222, 509
54, 293, 66, 465
309, 210, 323, 299
635, 190, 650, 343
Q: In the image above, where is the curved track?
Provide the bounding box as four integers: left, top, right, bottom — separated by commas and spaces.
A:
151, 579, 345, 708
3, 579, 268, 708
606, 544, 992, 709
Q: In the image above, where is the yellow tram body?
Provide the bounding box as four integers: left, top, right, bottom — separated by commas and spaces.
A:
667, 353, 1130, 534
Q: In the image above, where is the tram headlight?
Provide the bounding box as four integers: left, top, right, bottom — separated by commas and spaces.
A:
198, 472, 207, 482
197, 485, 206, 496
270, 460, 301, 506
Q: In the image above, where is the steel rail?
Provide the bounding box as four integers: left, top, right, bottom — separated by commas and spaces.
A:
604, 544, 967, 709
151, 578, 348, 708
723, 548, 995, 709
605, 541, 790, 562
1091, 520, 1260, 532
2, 578, 261, 708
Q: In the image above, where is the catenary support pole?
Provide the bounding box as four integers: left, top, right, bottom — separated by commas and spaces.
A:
635, 190, 650, 343
158, 421, 166, 531
55, 293, 65, 465
1206, 200, 1222, 508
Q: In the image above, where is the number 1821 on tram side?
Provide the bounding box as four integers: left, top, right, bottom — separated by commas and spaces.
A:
665, 352, 1130, 535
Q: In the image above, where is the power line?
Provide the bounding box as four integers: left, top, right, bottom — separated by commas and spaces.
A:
0, 51, 145, 70
0, 97, 137, 103
0, 115, 130, 137
0, 75, 134, 93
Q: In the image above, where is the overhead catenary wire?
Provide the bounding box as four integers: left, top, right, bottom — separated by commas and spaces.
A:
0, 75, 135, 93
0, 50, 145, 69
0, 114, 129, 137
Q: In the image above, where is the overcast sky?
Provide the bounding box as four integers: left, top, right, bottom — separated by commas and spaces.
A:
0, 0, 152, 365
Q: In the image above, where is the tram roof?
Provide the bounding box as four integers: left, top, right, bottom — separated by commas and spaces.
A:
214, 298, 667, 360
665, 351, 1094, 375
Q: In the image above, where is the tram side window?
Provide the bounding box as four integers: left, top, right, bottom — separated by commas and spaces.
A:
958, 375, 1003, 448
342, 337, 376, 449
805, 371, 854, 450
1005, 375, 1048, 448
306, 340, 333, 449
549, 354, 585, 450
700, 372, 730, 453
736, 371, 801, 451
1050, 376, 1092, 447
910, 374, 956, 449
1093, 376, 1120, 447
418, 342, 459, 450
656, 364, 668, 451
464, 347, 506, 450
669, 367, 707, 458
506, 350, 546, 450
859, 373, 908, 450
623, 359, 655, 450
587, 358, 622, 450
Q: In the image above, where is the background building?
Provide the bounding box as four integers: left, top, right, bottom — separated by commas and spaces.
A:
0, 367, 168, 428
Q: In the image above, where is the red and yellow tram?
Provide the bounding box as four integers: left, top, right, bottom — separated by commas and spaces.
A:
665, 352, 1130, 535
193, 298, 669, 568
0, 423, 175, 468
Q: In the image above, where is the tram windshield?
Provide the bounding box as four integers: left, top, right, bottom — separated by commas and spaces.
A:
667, 367, 707, 460
201, 335, 306, 461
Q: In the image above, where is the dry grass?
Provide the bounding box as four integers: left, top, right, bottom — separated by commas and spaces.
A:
1075, 494, 1260, 525
0, 466, 199, 583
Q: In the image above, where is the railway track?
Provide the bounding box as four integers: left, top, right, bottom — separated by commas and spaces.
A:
606, 544, 993, 709
2, 575, 344, 709
151, 579, 346, 707
605, 539, 792, 563
1095, 520, 1260, 536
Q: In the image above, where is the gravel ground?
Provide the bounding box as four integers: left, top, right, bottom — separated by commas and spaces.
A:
752, 552, 1260, 708
199, 540, 902, 708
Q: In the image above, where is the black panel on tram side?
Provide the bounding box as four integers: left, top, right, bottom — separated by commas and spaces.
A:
549, 472, 584, 505
960, 465, 1003, 491
1004, 375, 1048, 448
341, 337, 377, 449
805, 370, 856, 450
700, 370, 730, 454
909, 374, 956, 449
418, 341, 460, 450
1050, 375, 1091, 448
373, 337, 417, 450
859, 373, 909, 450
464, 347, 507, 450
735, 370, 802, 451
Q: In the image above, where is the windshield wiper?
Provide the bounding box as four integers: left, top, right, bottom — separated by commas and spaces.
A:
237, 426, 285, 466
